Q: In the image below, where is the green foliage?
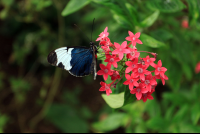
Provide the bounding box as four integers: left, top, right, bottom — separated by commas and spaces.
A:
1, 0, 200, 133
146, 0, 186, 13
0, 114, 9, 133
62, 0, 91, 16
46, 104, 88, 133
92, 113, 126, 132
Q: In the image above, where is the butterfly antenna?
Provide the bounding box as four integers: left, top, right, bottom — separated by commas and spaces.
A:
91, 18, 95, 41
74, 24, 91, 42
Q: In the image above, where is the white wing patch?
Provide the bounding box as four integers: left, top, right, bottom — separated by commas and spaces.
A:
55, 47, 73, 70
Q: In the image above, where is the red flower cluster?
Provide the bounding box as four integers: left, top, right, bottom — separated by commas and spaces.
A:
96, 27, 168, 102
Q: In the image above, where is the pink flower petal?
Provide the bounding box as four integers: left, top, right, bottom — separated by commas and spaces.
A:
123, 80, 129, 85
97, 70, 104, 75
104, 27, 108, 33
136, 92, 142, 100
125, 61, 133, 66
106, 89, 110, 96
125, 74, 131, 79
140, 74, 145, 81
121, 41, 127, 48
125, 37, 132, 41
123, 49, 131, 54
99, 64, 105, 70
132, 41, 136, 46
148, 95, 154, 100
118, 53, 124, 60
128, 31, 134, 36
158, 60, 162, 67
113, 62, 118, 68
99, 87, 105, 91
125, 67, 133, 73
112, 50, 119, 56
114, 42, 121, 48
135, 32, 141, 38
103, 74, 108, 81
136, 39, 143, 44
129, 83, 134, 90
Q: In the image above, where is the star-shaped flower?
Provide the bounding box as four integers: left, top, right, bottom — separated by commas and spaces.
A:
97, 64, 113, 80
104, 54, 120, 68
123, 73, 139, 90
96, 27, 109, 41
126, 47, 140, 60
130, 83, 148, 100
153, 60, 167, 78
112, 41, 131, 60
125, 58, 138, 73
133, 63, 151, 81
141, 74, 157, 92
125, 31, 143, 46
99, 82, 112, 96
142, 55, 156, 67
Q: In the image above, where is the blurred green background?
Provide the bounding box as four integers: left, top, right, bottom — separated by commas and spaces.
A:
0, 0, 200, 133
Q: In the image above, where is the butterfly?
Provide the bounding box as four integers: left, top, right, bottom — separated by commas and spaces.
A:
47, 42, 98, 80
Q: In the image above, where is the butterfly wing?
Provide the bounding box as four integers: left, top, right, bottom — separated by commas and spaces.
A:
47, 46, 96, 78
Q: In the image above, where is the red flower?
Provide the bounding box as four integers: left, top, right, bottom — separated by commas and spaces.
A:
133, 63, 151, 81
130, 83, 148, 100
126, 47, 140, 60
153, 60, 167, 78
125, 58, 138, 73
111, 71, 120, 81
182, 20, 189, 29
99, 82, 112, 96
155, 74, 168, 85
100, 37, 113, 47
138, 90, 154, 102
195, 62, 200, 74
101, 45, 111, 53
104, 54, 120, 68
112, 41, 131, 60
123, 73, 139, 90
142, 55, 155, 67
125, 31, 142, 46
96, 27, 109, 41
142, 74, 157, 92
97, 64, 113, 80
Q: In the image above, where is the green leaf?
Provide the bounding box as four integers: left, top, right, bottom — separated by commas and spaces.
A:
165, 105, 175, 120
186, 0, 199, 26
62, 0, 91, 16
146, 0, 186, 13
92, 113, 126, 132
141, 10, 160, 27
144, 99, 161, 117
1, 0, 14, 6
46, 104, 88, 133
124, 86, 135, 106
163, 93, 188, 106
182, 64, 192, 81
140, 34, 166, 48
173, 104, 189, 122
97, 48, 106, 61
125, 3, 139, 25
179, 123, 200, 133
102, 92, 124, 109
147, 116, 169, 131
191, 103, 200, 125
113, 14, 132, 29
150, 29, 173, 42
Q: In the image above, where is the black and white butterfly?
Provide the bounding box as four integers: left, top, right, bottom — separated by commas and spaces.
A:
47, 41, 98, 80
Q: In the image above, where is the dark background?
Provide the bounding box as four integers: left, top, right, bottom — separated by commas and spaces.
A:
0, 0, 200, 133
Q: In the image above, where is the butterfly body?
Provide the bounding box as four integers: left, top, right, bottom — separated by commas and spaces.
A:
47, 42, 97, 80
